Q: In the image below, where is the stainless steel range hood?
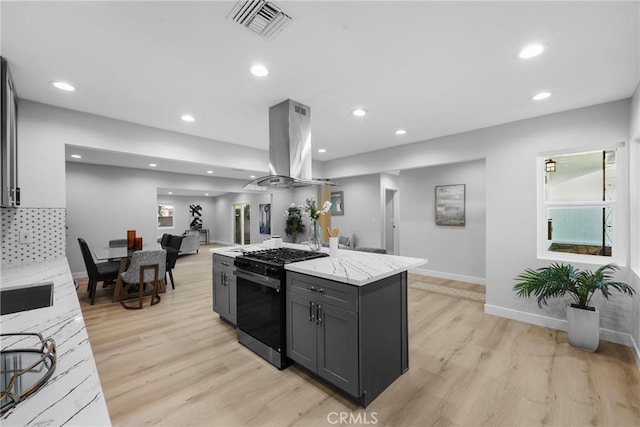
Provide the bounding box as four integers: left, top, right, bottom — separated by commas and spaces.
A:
244, 99, 336, 189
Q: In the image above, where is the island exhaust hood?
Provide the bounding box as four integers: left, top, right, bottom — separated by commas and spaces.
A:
243, 99, 337, 189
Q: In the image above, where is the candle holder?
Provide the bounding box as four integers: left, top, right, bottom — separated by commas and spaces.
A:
127, 230, 136, 250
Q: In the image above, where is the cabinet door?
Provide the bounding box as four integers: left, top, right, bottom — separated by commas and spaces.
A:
286, 291, 317, 372
227, 269, 237, 324
213, 267, 230, 317
317, 303, 359, 397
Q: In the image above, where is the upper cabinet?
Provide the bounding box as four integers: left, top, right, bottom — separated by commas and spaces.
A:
1, 56, 20, 207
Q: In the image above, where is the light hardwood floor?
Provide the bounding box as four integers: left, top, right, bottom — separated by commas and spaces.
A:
78, 245, 640, 426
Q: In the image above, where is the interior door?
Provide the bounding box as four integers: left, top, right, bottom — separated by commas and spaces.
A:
233, 203, 251, 245
384, 189, 398, 254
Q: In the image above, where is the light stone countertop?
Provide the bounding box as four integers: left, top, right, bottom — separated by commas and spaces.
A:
211, 244, 427, 286
0, 258, 111, 426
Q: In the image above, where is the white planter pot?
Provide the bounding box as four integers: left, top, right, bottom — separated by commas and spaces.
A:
566, 305, 599, 352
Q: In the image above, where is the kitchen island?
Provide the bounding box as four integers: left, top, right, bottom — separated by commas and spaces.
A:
211, 244, 426, 406
0, 258, 111, 426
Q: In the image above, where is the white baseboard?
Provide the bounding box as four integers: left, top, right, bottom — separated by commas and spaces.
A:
410, 267, 485, 286
72, 271, 86, 280
212, 240, 235, 246
485, 304, 637, 365
631, 334, 640, 372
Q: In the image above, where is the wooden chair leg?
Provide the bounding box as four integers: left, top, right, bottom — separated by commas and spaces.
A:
145, 264, 161, 306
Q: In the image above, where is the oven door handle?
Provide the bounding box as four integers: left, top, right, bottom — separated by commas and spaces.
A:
234, 269, 281, 291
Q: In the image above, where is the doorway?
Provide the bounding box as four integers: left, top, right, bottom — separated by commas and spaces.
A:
384, 188, 399, 254
234, 203, 251, 245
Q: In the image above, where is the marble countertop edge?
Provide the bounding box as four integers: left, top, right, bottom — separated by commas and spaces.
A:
0, 257, 112, 426
210, 244, 427, 286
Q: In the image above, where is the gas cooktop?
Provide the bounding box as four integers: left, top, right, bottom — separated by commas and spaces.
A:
240, 247, 328, 265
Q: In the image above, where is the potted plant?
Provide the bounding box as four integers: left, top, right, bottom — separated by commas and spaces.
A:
513, 262, 635, 352
283, 203, 305, 243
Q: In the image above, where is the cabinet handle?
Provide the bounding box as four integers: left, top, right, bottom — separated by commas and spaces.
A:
308, 286, 316, 292
316, 304, 322, 325
309, 301, 315, 322
221, 262, 230, 266
318, 288, 324, 294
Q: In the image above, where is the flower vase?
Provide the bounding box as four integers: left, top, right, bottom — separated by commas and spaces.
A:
308, 220, 321, 251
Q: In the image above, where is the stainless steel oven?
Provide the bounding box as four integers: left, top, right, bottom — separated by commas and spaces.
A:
235, 269, 288, 369
234, 248, 328, 369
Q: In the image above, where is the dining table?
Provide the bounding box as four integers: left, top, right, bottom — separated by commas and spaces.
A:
92, 242, 162, 302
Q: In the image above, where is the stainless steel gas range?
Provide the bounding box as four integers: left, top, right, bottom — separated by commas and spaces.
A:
233, 248, 328, 369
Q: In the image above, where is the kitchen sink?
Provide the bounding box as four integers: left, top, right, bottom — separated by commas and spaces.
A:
0, 282, 54, 315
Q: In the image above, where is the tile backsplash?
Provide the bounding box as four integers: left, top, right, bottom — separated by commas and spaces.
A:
1, 207, 66, 266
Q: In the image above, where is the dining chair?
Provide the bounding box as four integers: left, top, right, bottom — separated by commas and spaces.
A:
120, 249, 167, 309
78, 238, 121, 305
165, 235, 183, 289
160, 233, 171, 249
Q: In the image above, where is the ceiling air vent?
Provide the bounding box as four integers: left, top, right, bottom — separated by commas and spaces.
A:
228, 0, 292, 40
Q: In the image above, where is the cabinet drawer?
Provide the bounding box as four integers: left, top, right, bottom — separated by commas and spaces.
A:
287, 272, 358, 312
213, 254, 234, 270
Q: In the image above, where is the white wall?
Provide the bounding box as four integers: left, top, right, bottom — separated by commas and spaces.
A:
156, 195, 215, 237
400, 159, 486, 284
329, 174, 383, 249
18, 100, 271, 208
326, 99, 634, 341
628, 81, 640, 362
65, 162, 250, 275
210, 192, 272, 245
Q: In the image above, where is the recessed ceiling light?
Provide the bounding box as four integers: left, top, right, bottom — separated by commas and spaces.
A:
71, 154, 82, 159
532, 91, 552, 101
250, 64, 269, 77
395, 129, 407, 135
318, 148, 326, 153
149, 163, 157, 167
168, 192, 173, 195
250, 175, 256, 179
518, 43, 546, 59
352, 108, 367, 117
206, 170, 213, 174
52, 81, 76, 91
205, 193, 209, 196
181, 114, 195, 122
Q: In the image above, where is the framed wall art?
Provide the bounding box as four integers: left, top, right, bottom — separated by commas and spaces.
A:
259, 203, 271, 235
435, 184, 465, 226
330, 191, 344, 216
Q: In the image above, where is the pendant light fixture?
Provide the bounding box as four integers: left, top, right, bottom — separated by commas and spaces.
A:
545, 159, 557, 173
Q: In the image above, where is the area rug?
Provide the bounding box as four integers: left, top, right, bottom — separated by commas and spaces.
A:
408, 281, 486, 303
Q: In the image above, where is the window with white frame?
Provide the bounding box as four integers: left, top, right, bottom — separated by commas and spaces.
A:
543, 149, 616, 258
157, 204, 174, 228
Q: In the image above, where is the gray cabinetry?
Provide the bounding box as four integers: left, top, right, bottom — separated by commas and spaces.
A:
1, 57, 19, 207
212, 254, 236, 325
317, 300, 359, 397
286, 271, 408, 407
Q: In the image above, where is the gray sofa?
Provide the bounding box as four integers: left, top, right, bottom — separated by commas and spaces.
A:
180, 234, 200, 254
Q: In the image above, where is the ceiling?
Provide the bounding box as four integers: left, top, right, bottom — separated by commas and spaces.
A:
2, 1, 639, 186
